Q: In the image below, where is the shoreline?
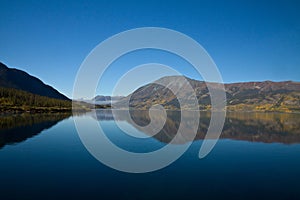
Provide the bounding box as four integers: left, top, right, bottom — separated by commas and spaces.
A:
1, 106, 299, 115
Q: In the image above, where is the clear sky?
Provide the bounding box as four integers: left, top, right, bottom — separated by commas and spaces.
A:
1, 0, 300, 98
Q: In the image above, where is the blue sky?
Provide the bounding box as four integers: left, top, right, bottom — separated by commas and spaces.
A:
1, 0, 300, 98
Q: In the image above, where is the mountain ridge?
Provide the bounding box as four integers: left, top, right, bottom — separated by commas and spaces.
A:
114, 75, 300, 112
0, 62, 69, 100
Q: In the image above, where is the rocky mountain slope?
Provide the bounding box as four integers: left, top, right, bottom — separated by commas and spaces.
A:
114, 76, 300, 112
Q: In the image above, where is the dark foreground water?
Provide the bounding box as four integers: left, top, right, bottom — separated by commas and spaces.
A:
0, 110, 300, 200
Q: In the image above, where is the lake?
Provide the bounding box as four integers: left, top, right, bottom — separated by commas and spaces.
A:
1, 110, 300, 199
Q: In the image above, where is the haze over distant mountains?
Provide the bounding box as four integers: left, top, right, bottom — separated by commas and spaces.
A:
0, 62, 69, 100
79, 95, 124, 105
92, 95, 124, 102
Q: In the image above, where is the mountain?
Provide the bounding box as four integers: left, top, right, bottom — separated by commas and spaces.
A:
92, 95, 124, 102
114, 76, 300, 112
0, 62, 69, 100
79, 95, 124, 105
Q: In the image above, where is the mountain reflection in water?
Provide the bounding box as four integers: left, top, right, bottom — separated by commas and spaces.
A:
94, 109, 300, 144
0, 113, 71, 149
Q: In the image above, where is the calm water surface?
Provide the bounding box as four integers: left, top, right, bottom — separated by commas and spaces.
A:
0, 110, 300, 199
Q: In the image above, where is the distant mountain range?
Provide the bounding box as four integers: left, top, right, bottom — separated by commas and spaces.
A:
92, 95, 124, 102
1, 62, 299, 113
79, 95, 124, 105
114, 76, 300, 112
0, 62, 69, 100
